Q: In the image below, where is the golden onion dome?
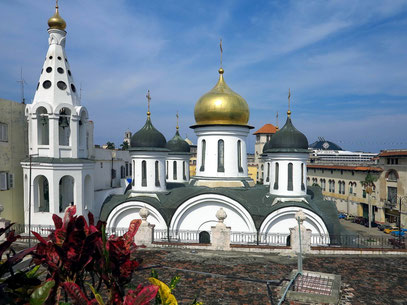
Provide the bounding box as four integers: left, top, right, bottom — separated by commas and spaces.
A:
194, 68, 250, 126
48, 3, 66, 31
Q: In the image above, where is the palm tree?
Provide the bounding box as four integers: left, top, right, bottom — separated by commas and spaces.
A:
106, 141, 115, 149
360, 173, 377, 230
120, 141, 129, 150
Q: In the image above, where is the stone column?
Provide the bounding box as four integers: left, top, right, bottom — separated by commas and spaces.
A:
134, 207, 155, 247
289, 210, 312, 254
70, 115, 79, 158
48, 114, 59, 158
210, 208, 231, 251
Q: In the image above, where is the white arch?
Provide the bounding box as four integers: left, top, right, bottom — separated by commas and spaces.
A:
31, 102, 53, 114
106, 201, 167, 230
75, 106, 89, 119
260, 207, 329, 235
54, 103, 75, 114
170, 194, 256, 233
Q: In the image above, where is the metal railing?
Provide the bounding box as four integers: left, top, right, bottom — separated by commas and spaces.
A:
230, 231, 257, 244
311, 234, 400, 249
259, 233, 290, 246
8, 224, 405, 249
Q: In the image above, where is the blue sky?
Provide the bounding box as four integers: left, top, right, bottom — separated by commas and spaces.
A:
1, 0, 407, 153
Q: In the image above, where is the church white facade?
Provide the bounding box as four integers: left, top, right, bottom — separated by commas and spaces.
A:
22, 4, 339, 241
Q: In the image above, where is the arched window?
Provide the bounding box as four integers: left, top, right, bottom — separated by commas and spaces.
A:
387, 170, 398, 182
173, 161, 177, 180
274, 162, 279, 190
237, 140, 243, 172
155, 161, 160, 186
183, 161, 186, 180
120, 165, 125, 178
142, 161, 147, 187
332, 180, 335, 193
266, 162, 270, 182
287, 163, 293, 191
218, 139, 224, 172
200, 140, 206, 171
301, 163, 305, 190
79, 111, 87, 148
166, 161, 168, 179
58, 108, 71, 146
36, 107, 49, 145
349, 181, 353, 194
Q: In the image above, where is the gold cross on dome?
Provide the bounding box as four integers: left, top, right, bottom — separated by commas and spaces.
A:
287, 88, 292, 117
220, 38, 223, 68
146, 90, 151, 116
56, 0, 59, 9
176, 111, 179, 130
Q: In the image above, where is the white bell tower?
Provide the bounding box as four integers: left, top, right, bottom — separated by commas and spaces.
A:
22, 2, 95, 226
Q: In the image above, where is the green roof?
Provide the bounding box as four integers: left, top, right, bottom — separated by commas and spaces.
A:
130, 116, 168, 151
22, 157, 94, 164
265, 116, 309, 153
167, 130, 190, 153
99, 184, 344, 236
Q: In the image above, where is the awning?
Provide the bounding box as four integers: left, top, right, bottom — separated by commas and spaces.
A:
385, 209, 400, 216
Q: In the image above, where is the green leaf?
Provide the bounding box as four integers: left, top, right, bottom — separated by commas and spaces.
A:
86, 283, 105, 305
169, 276, 180, 291
151, 268, 159, 280
26, 265, 41, 278
30, 280, 55, 305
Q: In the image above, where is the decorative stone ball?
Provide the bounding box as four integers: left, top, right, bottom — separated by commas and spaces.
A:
295, 209, 306, 224
216, 207, 227, 223
139, 207, 149, 221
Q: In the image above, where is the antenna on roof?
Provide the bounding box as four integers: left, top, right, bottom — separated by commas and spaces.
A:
16, 67, 26, 104
79, 82, 83, 101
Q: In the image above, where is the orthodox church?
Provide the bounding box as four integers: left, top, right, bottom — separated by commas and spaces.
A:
22, 4, 342, 242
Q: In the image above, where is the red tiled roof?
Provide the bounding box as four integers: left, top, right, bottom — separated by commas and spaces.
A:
378, 150, 407, 157
307, 164, 383, 172
253, 124, 278, 135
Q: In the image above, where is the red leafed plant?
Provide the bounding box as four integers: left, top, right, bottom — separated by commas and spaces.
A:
32, 205, 158, 305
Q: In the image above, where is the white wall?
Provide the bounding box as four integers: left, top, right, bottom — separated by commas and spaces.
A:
194, 125, 250, 179
166, 154, 190, 183
269, 152, 308, 197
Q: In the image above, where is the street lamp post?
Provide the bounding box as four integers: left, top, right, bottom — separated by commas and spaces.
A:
28, 154, 32, 248
398, 196, 402, 246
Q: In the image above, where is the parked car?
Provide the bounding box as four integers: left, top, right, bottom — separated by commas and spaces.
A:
338, 213, 347, 219
353, 217, 365, 224
378, 224, 392, 231
384, 226, 400, 234
391, 230, 405, 237
346, 215, 355, 221
389, 237, 406, 249
364, 221, 379, 228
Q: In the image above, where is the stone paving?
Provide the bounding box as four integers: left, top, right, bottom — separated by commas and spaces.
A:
134, 248, 407, 305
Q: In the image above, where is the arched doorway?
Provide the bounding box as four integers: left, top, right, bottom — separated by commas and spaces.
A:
199, 231, 210, 244
59, 175, 74, 212
33, 175, 49, 212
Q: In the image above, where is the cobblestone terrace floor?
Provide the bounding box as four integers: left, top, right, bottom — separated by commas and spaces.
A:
133, 248, 407, 305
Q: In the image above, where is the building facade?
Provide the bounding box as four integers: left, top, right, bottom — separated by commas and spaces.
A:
0, 99, 28, 224
307, 149, 407, 227
253, 124, 278, 183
